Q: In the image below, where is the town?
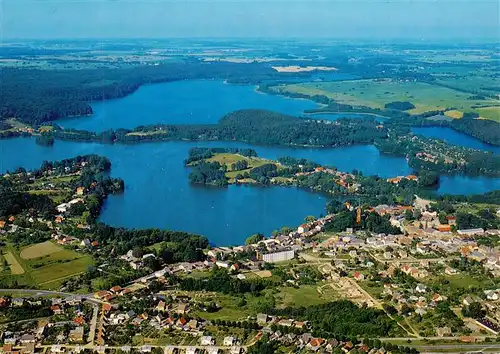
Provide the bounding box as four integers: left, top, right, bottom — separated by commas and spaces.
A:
1, 154, 500, 353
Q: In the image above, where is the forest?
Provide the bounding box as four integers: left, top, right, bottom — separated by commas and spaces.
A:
52, 109, 388, 148
267, 300, 402, 338
0, 63, 301, 126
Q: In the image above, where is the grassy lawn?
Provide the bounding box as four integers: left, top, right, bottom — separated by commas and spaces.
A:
441, 274, 493, 289
1, 242, 93, 289
270, 79, 500, 121
20, 241, 63, 259
27, 190, 69, 204
276, 284, 337, 308
476, 106, 500, 122
191, 293, 252, 321
207, 153, 282, 180
3, 251, 25, 275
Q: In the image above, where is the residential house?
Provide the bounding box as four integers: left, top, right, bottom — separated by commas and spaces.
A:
415, 284, 427, 293
256, 313, 268, 324
307, 338, 324, 352
19, 335, 35, 345
200, 336, 215, 346
436, 327, 452, 337
51, 305, 63, 315
12, 298, 25, 307
188, 319, 198, 330
353, 272, 365, 281
175, 303, 188, 315
156, 301, 166, 312
485, 290, 499, 301
69, 327, 84, 342
223, 337, 235, 346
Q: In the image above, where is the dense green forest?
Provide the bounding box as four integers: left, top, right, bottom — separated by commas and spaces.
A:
189, 161, 228, 186
450, 118, 500, 146
0, 58, 353, 126
52, 109, 388, 148
268, 300, 402, 338
90, 223, 208, 261
0, 63, 302, 126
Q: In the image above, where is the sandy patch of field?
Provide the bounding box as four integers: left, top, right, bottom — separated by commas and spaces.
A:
444, 110, 464, 119
253, 270, 272, 278
20, 241, 63, 260
272, 65, 338, 73
4, 252, 24, 275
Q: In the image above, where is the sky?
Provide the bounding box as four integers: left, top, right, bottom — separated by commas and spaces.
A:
0, 0, 499, 40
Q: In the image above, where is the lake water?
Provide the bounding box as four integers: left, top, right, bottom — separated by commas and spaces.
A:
58, 80, 324, 132
3, 80, 500, 245
59, 79, 372, 132
412, 127, 500, 154
1, 137, 500, 245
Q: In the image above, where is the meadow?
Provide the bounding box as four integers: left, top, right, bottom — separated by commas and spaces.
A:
206, 153, 282, 180
0, 241, 93, 289
271, 79, 500, 121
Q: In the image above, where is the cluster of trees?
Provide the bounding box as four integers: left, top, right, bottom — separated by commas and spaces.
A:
384, 101, 416, 111
0, 184, 55, 219
231, 160, 248, 171
248, 163, 278, 184
267, 300, 402, 338
90, 223, 208, 258
35, 134, 55, 146
456, 210, 500, 230
325, 209, 402, 235
0, 298, 52, 321
180, 267, 275, 294
188, 161, 228, 186
450, 117, 500, 146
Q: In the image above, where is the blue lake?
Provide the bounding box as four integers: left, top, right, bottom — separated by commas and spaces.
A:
59, 80, 327, 132
2, 80, 500, 245
412, 127, 500, 154
1, 137, 500, 245
59, 79, 371, 132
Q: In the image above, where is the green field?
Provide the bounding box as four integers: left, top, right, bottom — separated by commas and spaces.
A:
270, 79, 500, 121
206, 153, 282, 180
276, 284, 338, 308
0, 242, 93, 289
20, 241, 63, 259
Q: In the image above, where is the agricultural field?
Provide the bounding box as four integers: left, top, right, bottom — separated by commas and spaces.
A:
0, 241, 93, 289
270, 79, 500, 120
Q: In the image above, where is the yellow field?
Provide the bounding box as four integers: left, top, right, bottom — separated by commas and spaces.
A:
20, 241, 63, 259
444, 110, 464, 119
4, 252, 25, 275
253, 270, 272, 278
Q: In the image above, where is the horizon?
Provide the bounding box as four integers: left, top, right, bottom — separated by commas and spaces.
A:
1, 0, 499, 41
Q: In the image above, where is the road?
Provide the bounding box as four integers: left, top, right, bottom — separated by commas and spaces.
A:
88, 304, 99, 345
0, 289, 108, 305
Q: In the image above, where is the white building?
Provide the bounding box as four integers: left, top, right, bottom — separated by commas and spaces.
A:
261, 250, 295, 263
